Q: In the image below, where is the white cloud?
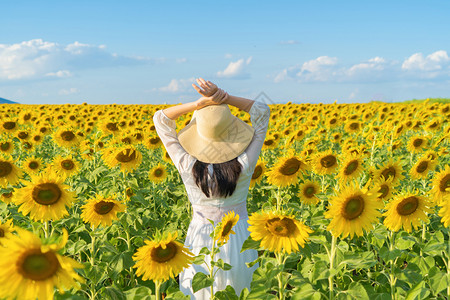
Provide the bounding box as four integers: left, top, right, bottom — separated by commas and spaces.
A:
216, 57, 252, 78
280, 40, 299, 45
176, 58, 187, 63
0, 39, 150, 81
154, 77, 196, 93
58, 88, 79, 95
224, 53, 232, 59
46, 70, 72, 78
402, 50, 450, 71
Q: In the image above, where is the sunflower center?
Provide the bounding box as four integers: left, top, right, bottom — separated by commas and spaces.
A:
3, 121, 16, 130
320, 155, 337, 168
0, 161, 13, 178
29, 161, 39, 169
264, 140, 274, 146
379, 185, 389, 198
344, 160, 359, 175
94, 201, 115, 215
413, 139, 423, 147
23, 142, 32, 150
280, 158, 301, 176
115, 149, 136, 163
252, 165, 263, 180
150, 137, 160, 145
150, 242, 177, 263
18, 132, 28, 139
439, 174, 450, 192
221, 221, 233, 237
396, 196, 419, 216
1, 142, 11, 151
0, 229, 4, 237
342, 196, 365, 220
304, 186, 316, 198
32, 183, 62, 205
106, 122, 119, 131
381, 167, 396, 180
154, 168, 163, 177
126, 188, 134, 197
18, 249, 60, 281
416, 161, 429, 173
61, 131, 75, 141
61, 160, 75, 170
266, 217, 297, 237
349, 122, 359, 130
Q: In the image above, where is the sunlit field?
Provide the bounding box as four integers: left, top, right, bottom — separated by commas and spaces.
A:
1, 98, 450, 300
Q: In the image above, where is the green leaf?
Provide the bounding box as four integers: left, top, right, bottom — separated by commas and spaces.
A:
124, 286, 154, 300
213, 259, 233, 271
214, 285, 239, 300
410, 256, 434, 275
241, 236, 261, 252
339, 251, 377, 269
193, 254, 206, 265
345, 282, 369, 299
427, 266, 448, 295
395, 235, 416, 250
405, 281, 430, 300
291, 282, 322, 300
199, 247, 211, 255
192, 272, 214, 293
379, 246, 402, 262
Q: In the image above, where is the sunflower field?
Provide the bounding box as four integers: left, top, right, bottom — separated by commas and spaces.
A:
0, 99, 450, 300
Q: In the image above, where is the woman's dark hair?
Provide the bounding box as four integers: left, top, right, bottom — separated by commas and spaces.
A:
192, 157, 242, 198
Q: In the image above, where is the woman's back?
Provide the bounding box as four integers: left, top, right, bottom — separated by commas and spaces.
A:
153, 85, 270, 298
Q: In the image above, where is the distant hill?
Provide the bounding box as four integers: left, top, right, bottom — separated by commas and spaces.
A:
0, 97, 18, 104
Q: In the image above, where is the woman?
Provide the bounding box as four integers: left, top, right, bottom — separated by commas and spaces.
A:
153, 78, 270, 298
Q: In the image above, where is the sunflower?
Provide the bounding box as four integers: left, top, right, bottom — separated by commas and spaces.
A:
247, 210, 313, 254
52, 127, 81, 149
79, 140, 96, 161
0, 157, 23, 188
1, 190, 14, 204
250, 159, 267, 188
148, 163, 168, 184
99, 119, 122, 136
145, 133, 162, 150
262, 135, 279, 151
214, 211, 239, 246
0, 219, 15, 242
324, 183, 382, 239
22, 156, 45, 175
13, 170, 76, 222
80, 194, 126, 229
297, 179, 320, 205
161, 148, 173, 164
383, 191, 432, 233
438, 195, 450, 227
407, 135, 428, 153
312, 150, 339, 175
431, 165, 450, 204
50, 155, 81, 180
337, 153, 365, 182
132, 231, 194, 282
0, 118, 18, 135
344, 120, 362, 134
369, 176, 395, 202
0, 228, 84, 300
103, 144, 143, 173
410, 157, 437, 179
266, 149, 308, 187
0, 140, 15, 155
372, 158, 405, 186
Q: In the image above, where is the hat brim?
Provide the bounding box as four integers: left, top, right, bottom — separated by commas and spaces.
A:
178, 114, 255, 164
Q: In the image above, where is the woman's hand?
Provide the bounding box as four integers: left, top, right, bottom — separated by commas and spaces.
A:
195, 88, 228, 110
192, 78, 218, 97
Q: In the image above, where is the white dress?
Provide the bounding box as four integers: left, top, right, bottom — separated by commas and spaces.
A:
153, 101, 270, 299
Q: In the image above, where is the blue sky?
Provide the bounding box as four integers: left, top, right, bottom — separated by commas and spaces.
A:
1, 0, 450, 104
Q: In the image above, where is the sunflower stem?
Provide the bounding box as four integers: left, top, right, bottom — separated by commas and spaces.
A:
275, 252, 288, 300
210, 239, 216, 300
43, 220, 49, 238
447, 229, 450, 299
388, 231, 397, 300
155, 280, 162, 300
328, 235, 337, 300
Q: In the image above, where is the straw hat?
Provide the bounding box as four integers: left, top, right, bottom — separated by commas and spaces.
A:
178, 104, 255, 163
